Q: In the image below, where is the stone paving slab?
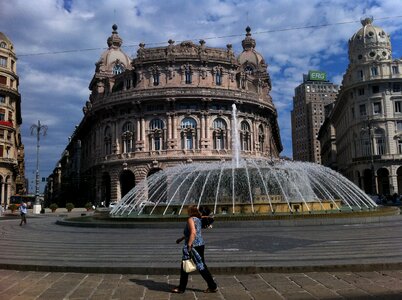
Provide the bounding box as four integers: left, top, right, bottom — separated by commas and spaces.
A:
2, 215, 402, 274
1, 270, 402, 299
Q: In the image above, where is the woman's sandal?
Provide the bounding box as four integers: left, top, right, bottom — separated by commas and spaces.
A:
204, 287, 218, 293
171, 287, 184, 294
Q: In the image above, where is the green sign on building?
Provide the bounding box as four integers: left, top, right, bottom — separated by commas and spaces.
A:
308, 70, 327, 81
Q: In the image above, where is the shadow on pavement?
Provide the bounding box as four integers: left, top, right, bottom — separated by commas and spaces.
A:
129, 278, 172, 292
129, 278, 204, 293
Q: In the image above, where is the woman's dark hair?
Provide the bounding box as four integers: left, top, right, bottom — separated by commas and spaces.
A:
187, 205, 201, 218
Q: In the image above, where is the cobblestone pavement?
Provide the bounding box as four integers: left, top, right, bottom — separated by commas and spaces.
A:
1, 269, 402, 299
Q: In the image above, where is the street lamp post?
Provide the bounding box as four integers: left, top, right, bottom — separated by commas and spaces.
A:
31, 120, 48, 214
362, 118, 377, 195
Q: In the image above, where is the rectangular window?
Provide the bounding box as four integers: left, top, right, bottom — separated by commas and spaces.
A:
361, 139, 370, 156
371, 67, 378, 76
376, 138, 385, 155
358, 70, 363, 79
8, 112, 12, 122
373, 102, 382, 114
0, 95, 4, 103
399, 140, 402, 154
392, 65, 399, 74
0, 130, 4, 139
351, 107, 355, 118
0, 56, 6, 67
397, 121, 402, 131
185, 71, 192, 84
393, 83, 401, 93
395, 101, 402, 113
0, 145, 3, 157
0, 76, 6, 85
0, 109, 4, 120
359, 104, 366, 116
372, 85, 380, 94
358, 88, 365, 96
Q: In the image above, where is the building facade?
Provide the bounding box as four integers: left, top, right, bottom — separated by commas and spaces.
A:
0, 32, 25, 207
46, 25, 282, 207
321, 17, 402, 195
291, 71, 339, 163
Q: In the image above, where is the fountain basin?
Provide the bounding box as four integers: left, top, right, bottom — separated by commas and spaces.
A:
110, 158, 376, 217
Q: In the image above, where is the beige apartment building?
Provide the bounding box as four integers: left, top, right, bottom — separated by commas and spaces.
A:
46, 25, 282, 207
320, 17, 402, 196
0, 32, 25, 207
291, 71, 339, 163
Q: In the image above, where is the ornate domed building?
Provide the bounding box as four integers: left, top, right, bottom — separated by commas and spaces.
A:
46, 25, 282, 207
321, 17, 402, 196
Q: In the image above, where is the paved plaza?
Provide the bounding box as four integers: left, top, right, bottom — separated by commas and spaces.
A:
1, 212, 402, 298
1, 269, 402, 299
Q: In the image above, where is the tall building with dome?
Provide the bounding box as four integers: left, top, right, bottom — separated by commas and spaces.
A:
319, 17, 402, 196
0, 32, 25, 207
46, 25, 282, 207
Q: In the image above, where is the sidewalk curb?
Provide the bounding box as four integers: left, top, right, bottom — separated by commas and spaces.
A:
1, 262, 402, 275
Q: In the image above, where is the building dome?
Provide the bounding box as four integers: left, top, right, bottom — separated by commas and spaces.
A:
237, 27, 266, 68
348, 17, 392, 64
97, 24, 131, 75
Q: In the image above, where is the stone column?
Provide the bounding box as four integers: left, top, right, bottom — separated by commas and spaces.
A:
390, 166, 399, 195
172, 115, 177, 139
166, 113, 171, 140
200, 114, 204, 139
136, 119, 141, 141
141, 118, 146, 141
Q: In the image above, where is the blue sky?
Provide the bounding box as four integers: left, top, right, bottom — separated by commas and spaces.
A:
1, 0, 402, 193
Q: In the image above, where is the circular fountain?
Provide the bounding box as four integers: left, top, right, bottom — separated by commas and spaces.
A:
110, 104, 377, 218
109, 158, 377, 217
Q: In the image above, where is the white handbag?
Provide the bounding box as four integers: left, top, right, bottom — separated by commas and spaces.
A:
182, 259, 197, 273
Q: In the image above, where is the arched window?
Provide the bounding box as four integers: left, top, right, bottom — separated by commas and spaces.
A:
122, 122, 134, 153
215, 69, 222, 86
258, 125, 265, 152
149, 119, 164, 151
371, 66, 378, 76
213, 118, 227, 150
152, 73, 159, 86
0, 42, 6, 49
113, 63, 124, 75
104, 126, 112, 155
181, 117, 197, 150
240, 121, 251, 151
185, 68, 192, 84
244, 65, 254, 75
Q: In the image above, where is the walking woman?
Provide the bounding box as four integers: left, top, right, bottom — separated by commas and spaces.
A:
171, 205, 217, 294
19, 202, 27, 226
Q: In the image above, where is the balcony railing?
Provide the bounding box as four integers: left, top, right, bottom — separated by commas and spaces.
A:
0, 157, 17, 164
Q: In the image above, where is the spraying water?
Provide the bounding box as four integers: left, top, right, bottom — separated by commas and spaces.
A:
232, 104, 240, 168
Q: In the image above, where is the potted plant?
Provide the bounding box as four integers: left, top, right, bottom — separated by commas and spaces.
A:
9, 204, 18, 213
49, 203, 58, 212
66, 202, 74, 212
84, 202, 93, 211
